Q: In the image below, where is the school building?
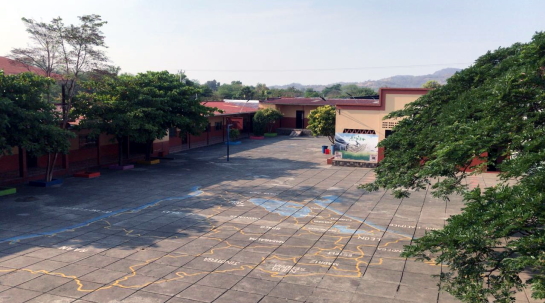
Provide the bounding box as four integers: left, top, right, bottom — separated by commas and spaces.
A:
0, 101, 257, 186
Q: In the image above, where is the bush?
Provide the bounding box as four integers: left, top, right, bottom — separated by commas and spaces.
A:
255, 108, 283, 133
229, 128, 240, 140
252, 111, 266, 136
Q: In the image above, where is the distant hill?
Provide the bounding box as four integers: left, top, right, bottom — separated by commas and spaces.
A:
271, 68, 461, 91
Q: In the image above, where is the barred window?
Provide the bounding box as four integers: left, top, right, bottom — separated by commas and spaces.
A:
342, 129, 376, 134
382, 121, 399, 129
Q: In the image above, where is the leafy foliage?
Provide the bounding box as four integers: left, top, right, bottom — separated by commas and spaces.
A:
360, 32, 545, 302
422, 80, 442, 89
304, 88, 321, 98
75, 71, 216, 162
307, 105, 336, 144
252, 112, 266, 137
229, 128, 240, 140
254, 108, 283, 133
341, 84, 377, 97
10, 15, 110, 114
0, 72, 74, 167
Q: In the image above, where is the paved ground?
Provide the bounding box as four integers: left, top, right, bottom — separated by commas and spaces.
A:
0, 136, 532, 303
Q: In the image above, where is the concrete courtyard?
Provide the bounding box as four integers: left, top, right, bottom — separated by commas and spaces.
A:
0, 136, 528, 303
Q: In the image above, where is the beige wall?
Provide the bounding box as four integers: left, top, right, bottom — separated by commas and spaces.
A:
270, 105, 319, 118
336, 93, 424, 141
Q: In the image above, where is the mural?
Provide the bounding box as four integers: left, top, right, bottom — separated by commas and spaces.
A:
334, 133, 379, 162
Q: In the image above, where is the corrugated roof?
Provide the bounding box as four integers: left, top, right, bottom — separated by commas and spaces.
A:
0, 56, 63, 80
203, 101, 258, 116
260, 97, 379, 106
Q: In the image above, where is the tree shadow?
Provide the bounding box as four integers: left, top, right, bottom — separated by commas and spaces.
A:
0, 136, 330, 260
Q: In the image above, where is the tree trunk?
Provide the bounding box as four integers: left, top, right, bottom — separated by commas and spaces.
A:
45, 152, 58, 182
117, 137, 123, 166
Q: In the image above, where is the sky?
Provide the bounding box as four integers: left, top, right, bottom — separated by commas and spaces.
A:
1, 0, 544, 86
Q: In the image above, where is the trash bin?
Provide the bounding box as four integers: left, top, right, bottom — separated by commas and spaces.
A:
330, 145, 335, 154
322, 145, 328, 153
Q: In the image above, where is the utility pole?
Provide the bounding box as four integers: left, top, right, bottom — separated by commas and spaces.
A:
226, 124, 232, 162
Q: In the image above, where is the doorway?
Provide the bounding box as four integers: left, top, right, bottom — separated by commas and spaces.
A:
296, 110, 304, 129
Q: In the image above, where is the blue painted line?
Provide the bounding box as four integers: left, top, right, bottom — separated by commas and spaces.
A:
0, 186, 203, 244
249, 194, 413, 238
248, 198, 311, 218
313, 197, 413, 238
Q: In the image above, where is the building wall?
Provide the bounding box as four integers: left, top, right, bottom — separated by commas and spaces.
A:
335, 88, 429, 162
0, 113, 255, 186
336, 89, 428, 142
259, 104, 319, 129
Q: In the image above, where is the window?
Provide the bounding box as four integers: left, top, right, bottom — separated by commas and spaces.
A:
215, 122, 223, 130
382, 121, 399, 129
342, 129, 376, 134
79, 135, 97, 149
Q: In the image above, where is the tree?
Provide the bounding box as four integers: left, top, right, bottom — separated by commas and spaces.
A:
10, 15, 109, 117
217, 81, 243, 99
238, 86, 255, 100
304, 88, 321, 98
360, 32, 545, 302
307, 105, 336, 143
256, 108, 284, 133
341, 84, 377, 97
204, 80, 220, 91
0, 72, 74, 180
76, 71, 216, 163
422, 80, 442, 89
255, 83, 269, 99
322, 84, 342, 98
252, 112, 267, 136
10, 14, 110, 180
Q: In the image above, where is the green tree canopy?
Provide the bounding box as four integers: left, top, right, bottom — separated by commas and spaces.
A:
217, 81, 244, 99
76, 71, 215, 162
322, 84, 342, 98
0, 72, 74, 179
360, 32, 545, 302
422, 80, 442, 89
307, 105, 336, 143
341, 84, 377, 97
259, 108, 284, 133
304, 88, 321, 98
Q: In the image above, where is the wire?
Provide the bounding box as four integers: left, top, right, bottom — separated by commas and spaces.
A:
185, 63, 470, 73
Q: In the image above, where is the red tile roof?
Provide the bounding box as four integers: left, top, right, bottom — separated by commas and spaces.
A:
260, 97, 379, 106
0, 56, 63, 80
203, 101, 258, 116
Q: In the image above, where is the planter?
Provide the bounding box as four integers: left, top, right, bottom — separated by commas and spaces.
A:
137, 159, 160, 165
264, 133, 278, 137
225, 141, 241, 145
29, 178, 63, 187
250, 136, 265, 140
109, 164, 134, 170
0, 187, 16, 196
326, 157, 335, 165
74, 171, 101, 178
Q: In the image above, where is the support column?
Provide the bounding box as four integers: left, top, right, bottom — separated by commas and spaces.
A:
96, 135, 101, 166
18, 147, 28, 178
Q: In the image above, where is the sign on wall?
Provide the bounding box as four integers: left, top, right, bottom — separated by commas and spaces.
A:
334, 133, 379, 162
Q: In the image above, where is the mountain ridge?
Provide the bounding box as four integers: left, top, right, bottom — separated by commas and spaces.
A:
270, 68, 461, 91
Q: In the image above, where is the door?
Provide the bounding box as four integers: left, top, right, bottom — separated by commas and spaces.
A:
296, 110, 304, 129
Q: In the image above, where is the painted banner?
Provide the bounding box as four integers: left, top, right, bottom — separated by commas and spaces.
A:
334, 133, 378, 162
